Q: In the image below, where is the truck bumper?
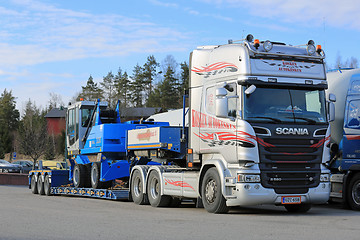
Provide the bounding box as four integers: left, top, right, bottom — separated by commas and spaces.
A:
225, 182, 330, 207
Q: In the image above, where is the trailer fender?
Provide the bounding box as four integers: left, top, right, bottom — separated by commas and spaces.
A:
198, 160, 230, 198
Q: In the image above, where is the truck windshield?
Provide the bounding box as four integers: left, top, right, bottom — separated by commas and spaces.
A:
244, 87, 327, 124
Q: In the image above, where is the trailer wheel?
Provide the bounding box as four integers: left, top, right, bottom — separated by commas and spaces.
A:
37, 175, 45, 195
44, 175, 52, 196
131, 169, 148, 205
31, 175, 38, 194
347, 173, 360, 210
73, 164, 89, 188
147, 170, 171, 207
284, 204, 311, 213
201, 167, 229, 214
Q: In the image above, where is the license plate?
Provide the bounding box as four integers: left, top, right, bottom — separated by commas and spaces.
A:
281, 196, 301, 204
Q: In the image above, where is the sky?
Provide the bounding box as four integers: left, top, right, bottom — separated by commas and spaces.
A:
1, 0, 360, 113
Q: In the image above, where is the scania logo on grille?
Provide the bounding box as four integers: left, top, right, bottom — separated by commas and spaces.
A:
275, 127, 309, 135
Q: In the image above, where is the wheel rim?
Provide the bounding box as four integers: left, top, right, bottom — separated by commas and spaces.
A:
150, 177, 159, 200
74, 167, 79, 185
133, 176, 142, 198
91, 166, 97, 185
31, 176, 36, 189
205, 179, 217, 204
351, 180, 360, 205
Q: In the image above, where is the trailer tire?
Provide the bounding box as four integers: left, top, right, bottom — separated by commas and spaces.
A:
347, 173, 360, 211
44, 175, 52, 196
31, 175, 38, 194
73, 164, 88, 188
131, 169, 148, 205
284, 204, 311, 213
201, 167, 229, 214
37, 175, 45, 195
147, 170, 171, 207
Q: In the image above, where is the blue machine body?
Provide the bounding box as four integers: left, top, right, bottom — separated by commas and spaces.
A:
69, 99, 169, 183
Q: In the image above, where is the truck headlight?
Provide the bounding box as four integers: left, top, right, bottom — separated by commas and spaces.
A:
320, 174, 330, 182
237, 174, 260, 183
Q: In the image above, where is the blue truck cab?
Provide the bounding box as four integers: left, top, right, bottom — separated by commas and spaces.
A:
327, 69, 360, 210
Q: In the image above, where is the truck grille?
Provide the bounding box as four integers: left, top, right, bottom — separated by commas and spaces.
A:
258, 136, 323, 194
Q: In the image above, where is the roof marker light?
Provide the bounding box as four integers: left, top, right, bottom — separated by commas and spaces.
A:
316, 45, 322, 54
254, 39, 260, 49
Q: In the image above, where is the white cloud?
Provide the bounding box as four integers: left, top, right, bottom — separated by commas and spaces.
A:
0, 0, 189, 69
199, 0, 360, 30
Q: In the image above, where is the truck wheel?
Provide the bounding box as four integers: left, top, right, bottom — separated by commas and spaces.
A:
284, 204, 311, 213
91, 162, 103, 189
31, 175, 38, 194
147, 170, 171, 207
73, 164, 89, 188
131, 169, 148, 205
347, 173, 360, 210
201, 167, 229, 214
37, 175, 45, 195
44, 175, 52, 196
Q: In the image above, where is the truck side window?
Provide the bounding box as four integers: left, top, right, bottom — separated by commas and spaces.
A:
346, 100, 360, 128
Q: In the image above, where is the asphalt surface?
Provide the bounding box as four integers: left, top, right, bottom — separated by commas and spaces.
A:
1, 185, 360, 240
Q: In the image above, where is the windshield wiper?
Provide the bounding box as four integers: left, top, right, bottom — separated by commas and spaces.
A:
248, 116, 282, 123
287, 116, 317, 124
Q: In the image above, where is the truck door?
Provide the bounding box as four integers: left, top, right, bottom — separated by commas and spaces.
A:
198, 82, 238, 162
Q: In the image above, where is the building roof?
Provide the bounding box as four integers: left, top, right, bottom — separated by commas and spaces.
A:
45, 108, 66, 118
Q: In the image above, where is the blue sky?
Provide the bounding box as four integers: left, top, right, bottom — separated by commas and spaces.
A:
1, 0, 359, 112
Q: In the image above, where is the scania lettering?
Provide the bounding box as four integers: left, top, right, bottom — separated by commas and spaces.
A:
275, 127, 309, 135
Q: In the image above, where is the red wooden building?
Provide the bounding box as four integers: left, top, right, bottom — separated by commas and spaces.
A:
45, 108, 66, 136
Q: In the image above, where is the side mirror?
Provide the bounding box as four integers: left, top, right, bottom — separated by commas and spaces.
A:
215, 88, 228, 118
329, 93, 336, 102
328, 102, 335, 122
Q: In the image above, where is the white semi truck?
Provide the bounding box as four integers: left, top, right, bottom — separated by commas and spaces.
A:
30, 35, 332, 214
128, 35, 332, 213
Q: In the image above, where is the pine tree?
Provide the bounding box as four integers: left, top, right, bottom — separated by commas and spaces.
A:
114, 68, 131, 108
0, 89, 20, 158
79, 75, 103, 101
100, 71, 116, 107
129, 64, 145, 107
143, 55, 159, 104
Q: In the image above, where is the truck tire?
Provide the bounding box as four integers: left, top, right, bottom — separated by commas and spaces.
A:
201, 167, 229, 214
37, 175, 45, 195
91, 162, 103, 189
347, 173, 360, 210
31, 175, 38, 194
147, 170, 171, 207
284, 204, 311, 213
73, 164, 89, 188
131, 169, 148, 205
44, 175, 52, 196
